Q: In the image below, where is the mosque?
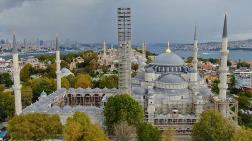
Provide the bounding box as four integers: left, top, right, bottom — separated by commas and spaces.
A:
12, 11, 237, 136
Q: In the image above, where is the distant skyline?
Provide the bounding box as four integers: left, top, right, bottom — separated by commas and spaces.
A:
0, 0, 252, 44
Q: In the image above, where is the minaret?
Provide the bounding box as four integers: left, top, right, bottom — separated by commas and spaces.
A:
142, 42, 146, 57
12, 33, 22, 115
192, 25, 198, 73
218, 13, 229, 116
55, 35, 61, 90
103, 41, 107, 57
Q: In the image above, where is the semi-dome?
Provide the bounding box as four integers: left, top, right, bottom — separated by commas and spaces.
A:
152, 52, 184, 66
159, 74, 185, 83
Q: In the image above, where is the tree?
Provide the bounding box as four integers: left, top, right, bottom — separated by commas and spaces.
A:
64, 112, 108, 141
66, 74, 75, 88
192, 109, 235, 141
98, 75, 118, 89
30, 77, 56, 102
113, 121, 137, 141
61, 77, 70, 89
137, 122, 161, 141
132, 63, 139, 72
232, 128, 252, 141
0, 92, 14, 122
238, 95, 251, 109
104, 94, 144, 133
21, 86, 33, 107
75, 74, 92, 88
8, 113, 62, 140
20, 64, 35, 82
0, 73, 13, 87
162, 129, 173, 141
46, 63, 56, 78
211, 79, 220, 95
237, 61, 250, 69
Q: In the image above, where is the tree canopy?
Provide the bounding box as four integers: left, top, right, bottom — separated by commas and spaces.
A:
192, 109, 235, 141
104, 94, 144, 133
20, 64, 36, 82
232, 127, 252, 141
61, 77, 70, 89
0, 92, 14, 122
137, 122, 161, 141
64, 112, 108, 141
98, 75, 118, 89
75, 74, 92, 88
30, 77, 56, 102
8, 113, 62, 140
0, 73, 13, 87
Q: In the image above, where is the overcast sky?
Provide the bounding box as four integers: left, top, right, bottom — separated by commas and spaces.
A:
0, 0, 251, 43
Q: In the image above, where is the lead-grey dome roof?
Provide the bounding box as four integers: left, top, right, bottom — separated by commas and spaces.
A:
152, 52, 184, 66
159, 74, 185, 83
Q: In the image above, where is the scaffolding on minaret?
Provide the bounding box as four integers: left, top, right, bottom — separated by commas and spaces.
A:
117, 7, 132, 95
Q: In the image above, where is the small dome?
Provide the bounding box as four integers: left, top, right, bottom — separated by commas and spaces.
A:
152, 52, 184, 66
40, 91, 47, 98
61, 68, 73, 77
159, 74, 185, 83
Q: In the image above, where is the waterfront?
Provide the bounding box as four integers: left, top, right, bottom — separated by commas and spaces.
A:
0, 46, 252, 61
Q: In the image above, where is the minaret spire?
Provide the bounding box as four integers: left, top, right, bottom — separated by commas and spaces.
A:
103, 41, 106, 57
218, 13, 229, 116
12, 32, 22, 115
55, 35, 61, 90
142, 42, 146, 57
192, 25, 198, 73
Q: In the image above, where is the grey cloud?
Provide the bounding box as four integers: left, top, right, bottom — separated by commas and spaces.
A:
0, 0, 40, 13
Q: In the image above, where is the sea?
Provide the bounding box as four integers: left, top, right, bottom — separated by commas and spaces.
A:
1, 46, 252, 61
147, 47, 252, 61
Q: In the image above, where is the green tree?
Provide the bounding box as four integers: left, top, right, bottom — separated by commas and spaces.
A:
66, 74, 75, 88
104, 94, 144, 133
21, 86, 33, 107
0, 73, 13, 87
137, 122, 161, 141
62, 77, 70, 89
98, 75, 118, 89
46, 63, 56, 78
8, 113, 62, 140
237, 61, 250, 69
38, 54, 55, 63
64, 112, 108, 141
20, 64, 35, 82
192, 109, 235, 141
75, 74, 92, 88
0, 92, 14, 122
238, 95, 251, 109
211, 79, 220, 95
232, 128, 252, 141
30, 77, 56, 102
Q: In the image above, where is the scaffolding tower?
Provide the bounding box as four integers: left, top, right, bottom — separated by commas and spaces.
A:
117, 8, 132, 95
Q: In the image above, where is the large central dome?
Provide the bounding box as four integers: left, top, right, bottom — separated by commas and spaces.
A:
152, 51, 185, 66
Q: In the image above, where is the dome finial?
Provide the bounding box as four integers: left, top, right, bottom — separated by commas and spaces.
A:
166, 41, 171, 53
